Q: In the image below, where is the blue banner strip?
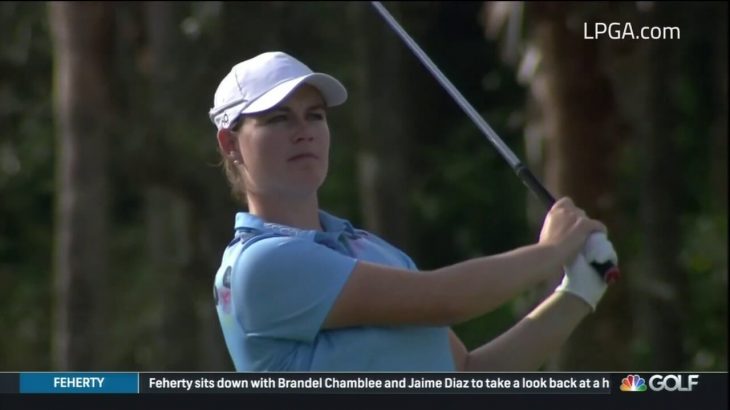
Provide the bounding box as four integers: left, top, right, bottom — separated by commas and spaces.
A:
19, 372, 138, 394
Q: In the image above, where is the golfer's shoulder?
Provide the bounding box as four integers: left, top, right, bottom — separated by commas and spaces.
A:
236, 232, 349, 272
355, 229, 391, 248
237, 232, 310, 262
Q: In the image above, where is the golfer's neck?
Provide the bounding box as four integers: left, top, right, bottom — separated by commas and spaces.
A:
246, 193, 322, 231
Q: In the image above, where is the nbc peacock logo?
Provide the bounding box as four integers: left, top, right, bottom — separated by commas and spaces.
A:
620, 374, 647, 392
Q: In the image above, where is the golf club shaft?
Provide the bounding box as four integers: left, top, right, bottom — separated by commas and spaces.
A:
370, 1, 554, 208
371, 1, 620, 283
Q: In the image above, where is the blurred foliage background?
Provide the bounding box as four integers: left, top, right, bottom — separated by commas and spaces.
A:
0, 1, 726, 371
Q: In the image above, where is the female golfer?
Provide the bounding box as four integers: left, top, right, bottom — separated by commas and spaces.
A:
209, 51, 616, 371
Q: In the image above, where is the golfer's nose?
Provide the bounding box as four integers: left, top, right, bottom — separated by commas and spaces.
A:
291, 116, 314, 143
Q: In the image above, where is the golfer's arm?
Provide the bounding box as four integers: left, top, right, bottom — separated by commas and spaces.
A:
450, 291, 591, 371
324, 243, 566, 329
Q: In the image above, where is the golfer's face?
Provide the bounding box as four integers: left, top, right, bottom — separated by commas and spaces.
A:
238, 85, 330, 198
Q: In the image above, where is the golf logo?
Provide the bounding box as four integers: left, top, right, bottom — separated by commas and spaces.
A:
620, 374, 647, 392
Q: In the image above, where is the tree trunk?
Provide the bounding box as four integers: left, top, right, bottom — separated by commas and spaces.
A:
633, 2, 688, 370
49, 1, 113, 370
143, 1, 200, 370
349, 2, 412, 248
525, 3, 630, 370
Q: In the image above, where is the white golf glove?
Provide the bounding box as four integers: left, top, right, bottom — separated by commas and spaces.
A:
555, 232, 618, 311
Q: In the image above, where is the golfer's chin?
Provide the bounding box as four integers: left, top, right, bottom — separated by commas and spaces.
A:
283, 172, 327, 197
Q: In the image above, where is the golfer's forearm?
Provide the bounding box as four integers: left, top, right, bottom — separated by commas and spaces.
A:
428, 243, 565, 322
326, 243, 567, 329
464, 292, 591, 371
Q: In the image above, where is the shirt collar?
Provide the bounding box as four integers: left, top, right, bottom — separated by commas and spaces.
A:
234, 209, 357, 239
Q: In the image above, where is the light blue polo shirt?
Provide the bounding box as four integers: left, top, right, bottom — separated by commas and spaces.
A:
213, 210, 454, 371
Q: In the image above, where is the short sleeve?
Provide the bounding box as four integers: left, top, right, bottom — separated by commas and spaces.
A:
402, 252, 419, 271
231, 236, 358, 342
359, 230, 419, 271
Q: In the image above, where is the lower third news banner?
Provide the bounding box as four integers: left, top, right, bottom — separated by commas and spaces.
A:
140, 372, 607, 394
5, 371, 727, 404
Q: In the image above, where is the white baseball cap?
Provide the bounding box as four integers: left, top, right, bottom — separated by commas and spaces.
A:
208, 51, 348, 130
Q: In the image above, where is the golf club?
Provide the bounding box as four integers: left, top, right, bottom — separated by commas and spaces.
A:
370, 1, 619, 283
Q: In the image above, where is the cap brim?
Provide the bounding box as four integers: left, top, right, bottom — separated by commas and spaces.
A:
241, 73, 348, 114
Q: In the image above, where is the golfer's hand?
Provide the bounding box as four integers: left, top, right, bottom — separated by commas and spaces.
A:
558, 229, 618, 310
538, 197, 607, 264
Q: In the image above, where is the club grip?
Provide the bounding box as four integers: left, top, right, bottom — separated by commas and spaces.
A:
590, 261, 620, 284
584, 232, 620, 284
515, 165, 620, 284
515, 164, 555, 208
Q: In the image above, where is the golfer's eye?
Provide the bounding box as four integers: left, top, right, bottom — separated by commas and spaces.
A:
308, 112, 325, 121
266, 114, 287, 124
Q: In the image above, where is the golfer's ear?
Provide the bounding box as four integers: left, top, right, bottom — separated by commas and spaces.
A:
217, 128, 237, 154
